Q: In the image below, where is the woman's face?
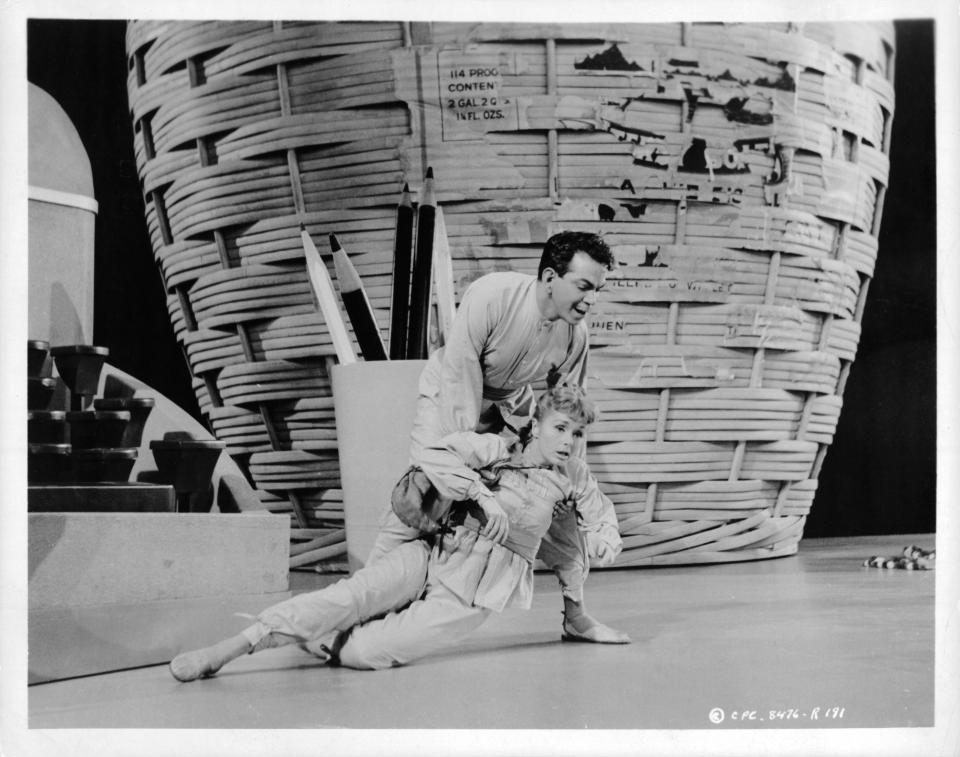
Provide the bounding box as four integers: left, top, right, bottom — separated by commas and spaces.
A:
531, 408, 586, 465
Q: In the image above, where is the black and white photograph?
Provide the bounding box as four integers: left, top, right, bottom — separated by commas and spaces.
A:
1, 1, 957, 755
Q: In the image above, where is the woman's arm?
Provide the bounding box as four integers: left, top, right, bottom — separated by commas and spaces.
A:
565, 459, 622, 566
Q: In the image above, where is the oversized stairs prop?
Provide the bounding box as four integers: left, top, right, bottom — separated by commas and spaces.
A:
27, 342, 290, 684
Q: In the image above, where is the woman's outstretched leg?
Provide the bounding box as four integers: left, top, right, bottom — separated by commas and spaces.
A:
169, 621, 305, 682
335, 581, 490, 670
254, 538, 429, 640
169, 539, 430, 682
169, 634, 249, 681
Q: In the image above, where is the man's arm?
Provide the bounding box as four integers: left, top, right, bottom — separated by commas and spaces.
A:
418, 432, 509, 503
434, 277, 498, 436
418, 431, 512, 544
568, 326, 590, 390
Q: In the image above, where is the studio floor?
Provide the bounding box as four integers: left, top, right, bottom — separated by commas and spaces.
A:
28, 534, 935, 731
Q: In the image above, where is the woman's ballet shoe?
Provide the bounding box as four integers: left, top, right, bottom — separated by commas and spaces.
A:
561, 616, 631, 644
169, 648, 223, 682
168, 634, 252, 682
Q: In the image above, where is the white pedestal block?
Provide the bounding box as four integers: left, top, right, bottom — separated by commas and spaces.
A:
28, 512, 290, 683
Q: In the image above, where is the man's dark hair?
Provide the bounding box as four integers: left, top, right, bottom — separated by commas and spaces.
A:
538, 231, 615, 278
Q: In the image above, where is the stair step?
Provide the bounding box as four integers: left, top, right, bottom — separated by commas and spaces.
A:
28, 482, 176, 513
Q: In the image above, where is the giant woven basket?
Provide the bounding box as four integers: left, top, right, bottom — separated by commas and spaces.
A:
125, 20, 894, 568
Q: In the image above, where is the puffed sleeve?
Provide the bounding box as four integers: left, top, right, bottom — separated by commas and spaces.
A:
417, 431, 510, 508
565, 458, 622, 566
435, 277, 498, 435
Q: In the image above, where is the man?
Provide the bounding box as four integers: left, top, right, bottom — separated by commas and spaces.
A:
369, 230, 630, 644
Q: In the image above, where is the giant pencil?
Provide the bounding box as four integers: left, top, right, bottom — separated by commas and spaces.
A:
388, 184, 414, 360
328, 233, 387, 361
406, 167, 436, 359
300, 224, 356, 365
430, 204, 456, 348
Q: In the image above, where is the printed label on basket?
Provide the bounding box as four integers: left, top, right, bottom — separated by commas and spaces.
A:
603, 246, 735, 304
437, 51, 517, 140
603, 271, 732, 304
588, 314, 627, 342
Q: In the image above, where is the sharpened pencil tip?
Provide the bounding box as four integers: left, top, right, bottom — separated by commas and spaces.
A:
402, 183, 410, 192
425, 167, 434, 179
328, 233, 341, 251
299, 223, 306, 232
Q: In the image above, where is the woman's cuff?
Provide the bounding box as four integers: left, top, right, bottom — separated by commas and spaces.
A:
468, 483, 497, 508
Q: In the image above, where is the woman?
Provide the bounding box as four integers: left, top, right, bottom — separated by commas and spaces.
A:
170, 383, 621, 678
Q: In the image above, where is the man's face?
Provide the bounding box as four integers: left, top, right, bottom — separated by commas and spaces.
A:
544, 251, 607, 325
532, 408, 586, 465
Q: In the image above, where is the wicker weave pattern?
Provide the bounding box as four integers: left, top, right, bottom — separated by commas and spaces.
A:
126, 20, 893, 568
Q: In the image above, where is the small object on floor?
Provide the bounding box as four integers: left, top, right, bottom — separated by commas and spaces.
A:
862, 546, 935, 571
902, 544, 935, 561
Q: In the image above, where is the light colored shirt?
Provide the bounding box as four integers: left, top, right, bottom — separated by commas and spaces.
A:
424, 271, 589, 435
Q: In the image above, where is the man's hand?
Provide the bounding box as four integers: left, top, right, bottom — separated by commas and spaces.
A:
553, 493, 577, 518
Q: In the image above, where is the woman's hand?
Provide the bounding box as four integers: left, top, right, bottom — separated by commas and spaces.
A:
478, 496, 509, 545
585, 528, 622, 567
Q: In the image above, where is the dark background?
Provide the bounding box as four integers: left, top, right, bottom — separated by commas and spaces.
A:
26, 19, 937, 538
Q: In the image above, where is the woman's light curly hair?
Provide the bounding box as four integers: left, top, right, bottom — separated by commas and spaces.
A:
534, 383, 597, 427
